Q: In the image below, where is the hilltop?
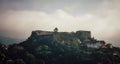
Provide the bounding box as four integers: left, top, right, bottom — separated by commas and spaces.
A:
29, 29, 91, 42
0, 28, 120, 64
21, 28, 111, 49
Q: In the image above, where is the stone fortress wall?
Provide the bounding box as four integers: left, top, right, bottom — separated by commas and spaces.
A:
31, 30, 91, 42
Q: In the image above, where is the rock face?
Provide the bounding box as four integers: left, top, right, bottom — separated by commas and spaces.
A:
29, 30, 91, 42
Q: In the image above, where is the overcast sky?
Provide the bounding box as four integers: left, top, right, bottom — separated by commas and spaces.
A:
0, 0, 120, 46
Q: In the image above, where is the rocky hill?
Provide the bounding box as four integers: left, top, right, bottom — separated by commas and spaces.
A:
0, 29, 120, 64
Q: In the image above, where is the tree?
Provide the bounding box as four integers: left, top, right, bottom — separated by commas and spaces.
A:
54, 27, 58, 33
24, 52, 36, 64
15, 59, 26, 64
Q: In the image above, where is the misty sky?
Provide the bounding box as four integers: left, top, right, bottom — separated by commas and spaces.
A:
0, 0, 120, 46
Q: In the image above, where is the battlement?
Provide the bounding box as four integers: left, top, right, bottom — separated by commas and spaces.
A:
76, 30, 91, 39
30, 30, 91, 41
32, 30, 53, 36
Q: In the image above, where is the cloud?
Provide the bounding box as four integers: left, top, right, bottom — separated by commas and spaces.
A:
0, 0, 120, 46
0, 9, 118, 37
0, 10, 95, 38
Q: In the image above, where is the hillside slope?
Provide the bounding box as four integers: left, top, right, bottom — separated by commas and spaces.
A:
0, 30, 120, 64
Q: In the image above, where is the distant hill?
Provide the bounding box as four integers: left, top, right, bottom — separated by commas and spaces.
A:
0, 36, 23, 45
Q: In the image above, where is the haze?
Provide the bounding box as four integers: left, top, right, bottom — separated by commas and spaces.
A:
0, 0, 120, 47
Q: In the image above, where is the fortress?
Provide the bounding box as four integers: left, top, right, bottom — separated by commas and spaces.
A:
26, 28, 112, 49
30, 29, 91, 42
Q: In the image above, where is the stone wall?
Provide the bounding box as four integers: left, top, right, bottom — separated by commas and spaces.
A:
30, 30, 91, 42
76, 31, 91, 41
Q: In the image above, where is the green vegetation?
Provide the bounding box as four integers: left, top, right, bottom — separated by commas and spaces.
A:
0, 29, 120, 64
0, 40, 120, 64
54, 27, 58, 33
